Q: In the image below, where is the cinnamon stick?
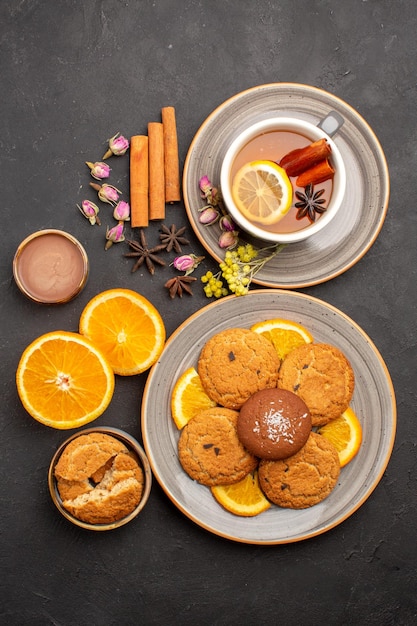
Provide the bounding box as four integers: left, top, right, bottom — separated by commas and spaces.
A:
148, 122, 165, 220
161, 106, 181, 203
279, 138, 332, 177
130, 135, 149, 228
296, 159, 335, 187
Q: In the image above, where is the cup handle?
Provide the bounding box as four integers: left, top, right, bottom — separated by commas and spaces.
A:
317, 110, 344, 137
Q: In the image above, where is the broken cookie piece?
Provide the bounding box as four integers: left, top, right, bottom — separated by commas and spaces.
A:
54, 432, 144, 524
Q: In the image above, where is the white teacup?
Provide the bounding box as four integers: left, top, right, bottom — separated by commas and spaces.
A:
220, 114, 346, 244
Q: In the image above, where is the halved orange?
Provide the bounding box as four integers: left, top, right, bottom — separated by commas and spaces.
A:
16, 330, 115, 429
232, 160, 293, 225
211, 470, 271, 517
79, 288, 165, 376
250, 318, 313, 360
171, 366, 217, 429
317, 407, 363, 467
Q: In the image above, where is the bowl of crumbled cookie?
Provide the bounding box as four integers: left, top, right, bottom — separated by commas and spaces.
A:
48, 427, 152, 530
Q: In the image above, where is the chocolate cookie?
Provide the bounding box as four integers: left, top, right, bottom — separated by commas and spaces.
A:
278, 343, 354, 426
258, 432, 340, 509
178, 406, 258, 486
198, 328, 281, 409
237, 388, 311, 460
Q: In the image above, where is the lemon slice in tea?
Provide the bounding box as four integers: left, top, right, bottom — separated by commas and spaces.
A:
232, 160, 293, 225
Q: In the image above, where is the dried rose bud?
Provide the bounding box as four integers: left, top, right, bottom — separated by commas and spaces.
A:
199, 175, 219, 206
219, 214, 236, 232
113, 200, 130, 221
90, 182, 121, 205
172, 254, 205, 275
198, 206, 220, 225
199, 175, 211, 195
105, 222, 125, 250
86, 161, 111, 180
218, 230, 239, 250
103, 132, 130, 159
77, 199, 100, 225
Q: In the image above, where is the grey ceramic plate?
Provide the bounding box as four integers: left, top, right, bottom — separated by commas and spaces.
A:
183, 83, 390, 288
142, 290, 396, 544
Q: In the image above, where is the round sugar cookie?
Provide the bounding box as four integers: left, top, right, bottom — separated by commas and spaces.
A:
178, 406, 258, 486
278, 342, 354, 426
258, 432, 340, 509
198, 328, 281, 409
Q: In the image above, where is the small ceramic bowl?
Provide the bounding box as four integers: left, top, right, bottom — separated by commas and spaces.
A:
48, 427, 152, 531
13, 229, 89, 304
220, 116, 346, 244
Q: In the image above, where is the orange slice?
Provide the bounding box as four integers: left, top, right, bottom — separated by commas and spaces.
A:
250, 318, 313, 360
79, 288, 166, 376
317, 407, 363, 467
231, 160, 293, 225
211, 471, 271, 517
171, 366, 217, 429
16, 330, 115, 429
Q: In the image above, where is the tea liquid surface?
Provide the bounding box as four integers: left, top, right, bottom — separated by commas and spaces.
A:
231, 130, 333, 234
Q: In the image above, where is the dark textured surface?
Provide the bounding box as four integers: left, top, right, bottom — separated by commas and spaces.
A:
1, 1, 415, 625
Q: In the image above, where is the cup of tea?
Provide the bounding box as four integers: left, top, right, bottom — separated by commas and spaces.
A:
220, 114, 346, 244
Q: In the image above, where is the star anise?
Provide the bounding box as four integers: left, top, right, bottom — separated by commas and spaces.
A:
125, 229, 167, 274
159, 224, 190, 253
164, 275, 197, 298
295, 184, 327, 222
